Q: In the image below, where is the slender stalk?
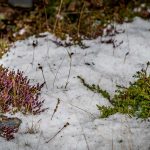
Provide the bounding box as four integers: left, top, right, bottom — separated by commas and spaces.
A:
53, 56, 65, 89
51, 98, 60, 120
77, 2, 85, 37
45, 122, 69, 143
65, 49, 72, 89
53, 0, 63, 33
38, 64, 48, 89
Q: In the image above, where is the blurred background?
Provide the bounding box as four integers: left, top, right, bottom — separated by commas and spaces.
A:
0, 0, 150, 56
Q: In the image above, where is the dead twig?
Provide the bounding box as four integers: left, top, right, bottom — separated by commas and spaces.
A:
53, 0, 63, 33
31, 40, 38, 66
58, 98, 96, 118
123, 52, 129, 63
53, 56, 65, 89
77, 2, 85, 37
38, 64, 48, 89
45, 122, 70, 143
65, 49, 73, 89
51, 98, 60, 120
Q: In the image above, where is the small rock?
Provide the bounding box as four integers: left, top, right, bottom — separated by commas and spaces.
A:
8, 0, 33, 8
0, 115, 22, 140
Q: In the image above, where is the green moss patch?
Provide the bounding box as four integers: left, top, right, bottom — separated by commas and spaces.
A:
79, 62, 150, 119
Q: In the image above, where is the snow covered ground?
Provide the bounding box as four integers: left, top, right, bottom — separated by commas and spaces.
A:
0, 17, 150, 150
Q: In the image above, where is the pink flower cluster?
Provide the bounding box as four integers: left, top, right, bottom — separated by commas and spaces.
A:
0, 126, 18, 140
0, 65, 46, 115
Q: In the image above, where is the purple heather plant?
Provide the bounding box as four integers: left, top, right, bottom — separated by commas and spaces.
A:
0, 65, 46, 115
1, 126, 17, 141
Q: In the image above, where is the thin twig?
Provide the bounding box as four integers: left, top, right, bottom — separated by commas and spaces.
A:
77, 2, 85, 36
82, 131, 90, 150
74, 111, 90, 150
58, 98, 96, 118
48, 62, 55, 76
31, 40, 38, 66
69, 102, 95, 118
51, 98, 60, 120
53, 0, 63, 33
53, 56, 65, 89
145, 61, 150, 72
45, 122, 70, 143
36, 131, 43, 150
44, 3, 50, 31
125, 24, 131, 52
123, 52, 129, 63
65, 49, 73, 89
38, 64, 48, 89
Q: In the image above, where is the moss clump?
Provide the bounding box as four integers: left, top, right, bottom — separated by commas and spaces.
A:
79, 62, 150, 119
77, 76, 111, 102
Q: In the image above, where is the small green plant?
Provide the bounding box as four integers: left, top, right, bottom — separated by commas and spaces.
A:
79, 62, 150, 119
77, 76, 111, 102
